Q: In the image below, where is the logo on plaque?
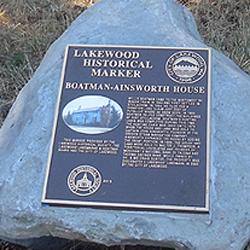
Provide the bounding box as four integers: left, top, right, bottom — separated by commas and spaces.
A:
67, 165, 102, 196
166, 51, 206, 84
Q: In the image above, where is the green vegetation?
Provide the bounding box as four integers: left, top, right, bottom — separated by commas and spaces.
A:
0, 0, 90, 125
191, 0, 250, 74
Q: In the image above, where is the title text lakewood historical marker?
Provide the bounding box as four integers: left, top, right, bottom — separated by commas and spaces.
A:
42, 45, 211, 212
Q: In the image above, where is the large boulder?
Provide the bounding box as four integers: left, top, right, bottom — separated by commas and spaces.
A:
0, 0, 249, 249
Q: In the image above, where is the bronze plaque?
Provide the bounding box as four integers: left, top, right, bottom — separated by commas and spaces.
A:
42, 45, 211, 212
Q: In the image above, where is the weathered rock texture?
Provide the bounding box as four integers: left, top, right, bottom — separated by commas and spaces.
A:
0, 0, 249, 249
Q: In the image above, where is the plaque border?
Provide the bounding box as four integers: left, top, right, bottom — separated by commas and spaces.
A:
42, 44, 211, 212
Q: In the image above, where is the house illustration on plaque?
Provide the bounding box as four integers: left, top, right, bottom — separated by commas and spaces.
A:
70, 100, 111, 127
72, 105, 104, 126
63, 96, 123, 134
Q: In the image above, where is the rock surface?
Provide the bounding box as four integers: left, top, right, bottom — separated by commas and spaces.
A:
0, 0, 249, 249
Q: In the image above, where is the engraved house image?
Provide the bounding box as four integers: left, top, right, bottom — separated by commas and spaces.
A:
63, 95, 123, 134
70, 101, 110, 127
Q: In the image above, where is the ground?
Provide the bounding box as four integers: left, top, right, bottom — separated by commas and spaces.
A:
0, 0, 249, 249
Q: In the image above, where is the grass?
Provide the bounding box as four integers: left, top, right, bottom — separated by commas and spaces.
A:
191, 0, 250, 73
0, 0, 93, 125
0, 0, 249, 249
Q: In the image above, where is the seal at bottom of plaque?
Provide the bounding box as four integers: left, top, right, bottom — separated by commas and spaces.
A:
67, 165, 102, 196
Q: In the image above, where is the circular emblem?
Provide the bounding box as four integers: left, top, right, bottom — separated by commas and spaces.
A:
166, 51, 206, 84
67, 165, 102, 196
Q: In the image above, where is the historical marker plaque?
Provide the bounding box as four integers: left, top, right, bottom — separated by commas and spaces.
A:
42, 45, 211, 212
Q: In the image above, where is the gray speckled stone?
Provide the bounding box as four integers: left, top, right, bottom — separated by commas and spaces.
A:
0, 0, 249, 249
